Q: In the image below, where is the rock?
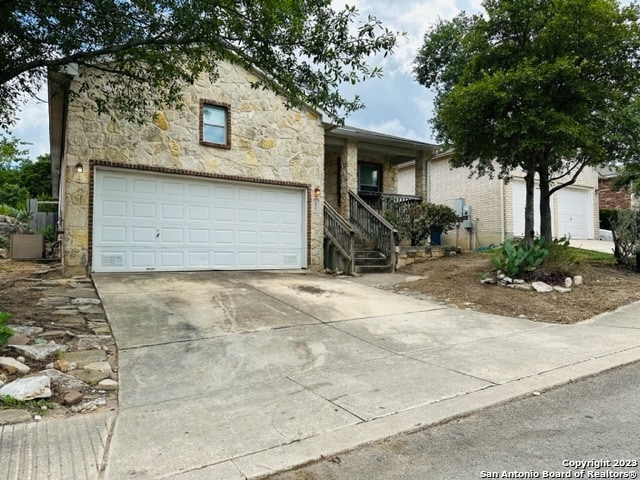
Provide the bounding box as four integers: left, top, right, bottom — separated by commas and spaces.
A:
97, 379, 119, 391
7, 325, 44, 337
503, 276, 513, 284
83, 361, 112, 374
11, 343, 67, 361
91, 325, 112, 336
63, 390, 84, 406
76, 335, 113, 351
0, 248, 8, 259
0, 375, 52, 400
37, 330, 68, 340
40, 369, 88, 394
531, 281, 554, 293
69, 369, 110, 385
37, 297, 70, 307
0, 357, 30, 374
7, 334, 30, 345
480, 277, 496, 284
564, 277, 573, 288
71, 298, 101, 305
0, 409, 32, 425
554, 286, 572, 293
513, 279, 525, 284
573, 275, 583, 286
65, 350, 106, 366
53, 359, 69, 372
52, 309, 79, 316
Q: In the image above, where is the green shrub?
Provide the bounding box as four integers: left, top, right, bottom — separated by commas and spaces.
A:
491, 237, 549, 277
384, 202, 458, 246
0, 311, 13, 346
533, 237, 579, 279
38, 224, 56, 243
610, 208, 640, 269
0, 235, 8, 249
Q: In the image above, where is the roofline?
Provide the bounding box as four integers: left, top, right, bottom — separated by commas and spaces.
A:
324, 123, 440, 151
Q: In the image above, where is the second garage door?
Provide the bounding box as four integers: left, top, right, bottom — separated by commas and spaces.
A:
92, 169, 306, 272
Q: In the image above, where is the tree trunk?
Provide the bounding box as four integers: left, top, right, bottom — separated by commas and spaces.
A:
538, 164, 553, 244
523, 165, 536, 248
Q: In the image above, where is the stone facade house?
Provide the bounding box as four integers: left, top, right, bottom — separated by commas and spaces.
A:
425, 151, 599, 249
49, 62, 436, 275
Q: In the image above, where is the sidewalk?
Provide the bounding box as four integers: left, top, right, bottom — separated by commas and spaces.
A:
1, 269, 639, 480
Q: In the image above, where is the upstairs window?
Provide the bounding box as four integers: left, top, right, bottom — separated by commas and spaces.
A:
200, 100, 230, 148
358, 163, 382, 193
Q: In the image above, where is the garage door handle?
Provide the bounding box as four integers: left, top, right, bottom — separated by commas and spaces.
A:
156, 229, 160, 238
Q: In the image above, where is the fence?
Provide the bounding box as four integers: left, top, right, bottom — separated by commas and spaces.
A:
27, 199, 58, 232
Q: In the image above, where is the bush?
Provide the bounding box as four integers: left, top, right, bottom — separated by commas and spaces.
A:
0, 312, 13, 346
491, 237, 549, 277
384, 202, 458, 246
533, 237, 579, 279
38, 224, 56, 243
610, 208, 640, 269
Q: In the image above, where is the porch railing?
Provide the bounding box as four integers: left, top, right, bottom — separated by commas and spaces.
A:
349, 190, 397, 270
323, 201, 355, 273
358, 192, 421, 217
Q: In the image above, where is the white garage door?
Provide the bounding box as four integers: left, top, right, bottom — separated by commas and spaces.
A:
557, 188, 591, 239
92, 169, 306, 272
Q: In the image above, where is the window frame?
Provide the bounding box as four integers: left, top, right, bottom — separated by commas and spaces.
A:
358, 162, 383, 193
199, 99, 231, 149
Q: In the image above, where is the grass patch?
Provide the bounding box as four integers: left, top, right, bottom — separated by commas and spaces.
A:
568, 247, 615, 264
0, 395, 54, 414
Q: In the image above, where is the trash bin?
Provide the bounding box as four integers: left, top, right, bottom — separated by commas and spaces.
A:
430, 228, 442, 245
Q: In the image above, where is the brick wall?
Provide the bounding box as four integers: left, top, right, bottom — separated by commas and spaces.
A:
599, 178, 631, 209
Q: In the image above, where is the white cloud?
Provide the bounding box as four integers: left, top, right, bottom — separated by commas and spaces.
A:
2, 87, 49, 160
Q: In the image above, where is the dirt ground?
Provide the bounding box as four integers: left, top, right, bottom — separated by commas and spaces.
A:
396, 251, 640, 323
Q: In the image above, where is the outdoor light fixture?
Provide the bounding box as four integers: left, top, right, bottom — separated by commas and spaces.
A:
314, 187, 321, 198
75, 163, 84, 173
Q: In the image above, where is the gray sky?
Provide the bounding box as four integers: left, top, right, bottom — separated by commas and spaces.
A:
5, 0, 483, 160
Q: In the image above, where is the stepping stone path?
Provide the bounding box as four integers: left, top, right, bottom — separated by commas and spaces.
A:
0, 271, 118, 425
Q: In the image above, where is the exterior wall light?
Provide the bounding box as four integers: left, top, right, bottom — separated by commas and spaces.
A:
75, 163, 84, 173
314, 187, 321, 198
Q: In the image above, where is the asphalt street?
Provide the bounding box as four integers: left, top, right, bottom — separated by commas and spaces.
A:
267, 361, 640, 480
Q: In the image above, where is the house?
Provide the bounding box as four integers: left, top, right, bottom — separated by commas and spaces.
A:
49, 61, 437, 276
425, 150, 599, 249
597, 166, 634, 210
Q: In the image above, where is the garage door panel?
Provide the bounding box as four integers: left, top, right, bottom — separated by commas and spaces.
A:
558, 188, 590, 239
93, 169, 305, 272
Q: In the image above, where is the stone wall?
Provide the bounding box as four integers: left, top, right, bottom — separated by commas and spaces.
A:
61, 62, 325, 275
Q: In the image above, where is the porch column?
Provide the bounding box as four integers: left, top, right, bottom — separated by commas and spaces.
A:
415, 150, 428, 202
340, 139, 358, 217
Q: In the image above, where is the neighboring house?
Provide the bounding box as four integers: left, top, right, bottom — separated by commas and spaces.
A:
425, 151, 599, 249
49, 62, 437, 276
598, 167, 633, 210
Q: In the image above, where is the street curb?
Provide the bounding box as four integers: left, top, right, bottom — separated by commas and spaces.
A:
231, 347, 640, 479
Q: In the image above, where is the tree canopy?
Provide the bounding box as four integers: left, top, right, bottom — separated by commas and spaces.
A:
414, 0, 640, 244
0, 136, 51, 207
0, 0, 398, 129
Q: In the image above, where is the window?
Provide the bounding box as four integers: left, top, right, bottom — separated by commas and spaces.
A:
358, 163, 382, 193
200, 100, 230, 148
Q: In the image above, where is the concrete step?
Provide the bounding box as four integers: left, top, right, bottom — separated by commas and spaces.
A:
354, 263, 394, 274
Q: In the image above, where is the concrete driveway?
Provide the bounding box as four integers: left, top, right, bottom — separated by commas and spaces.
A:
93, 270, 640, 480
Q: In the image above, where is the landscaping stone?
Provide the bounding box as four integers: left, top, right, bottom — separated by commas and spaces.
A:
76, 335, 113, 350
0, 409, 33, 425
7, 334, 30, 345
532, 281, 554, 293
554, 286, 572, 293
83, 361, 112, 374
11, 343, 68, 361
515, 284, 533, 291
0, 375, 51, 400
0, 356, 30, 374
71, 298, 102, 305
564, 277, 573, 288
65, 349, 107, 366
70, 369, 110, 385
7, 325, 44, 337
480, 277, 496, 284
98, 379, 119, 391
53, 359, 69, 372
573, 275, 583, 286
40, 369, 88, 394
63, 390, 84, 406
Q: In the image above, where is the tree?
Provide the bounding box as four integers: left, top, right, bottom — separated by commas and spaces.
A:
19, 154, 52, 199
414, 0, 640, 245
0, 0, 397, 129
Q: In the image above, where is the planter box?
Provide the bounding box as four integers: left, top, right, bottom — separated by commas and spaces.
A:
10, 234, 44, 260
396, 245, 458, 268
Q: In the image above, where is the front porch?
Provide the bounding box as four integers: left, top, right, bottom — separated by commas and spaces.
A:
322, 126, 438, 273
